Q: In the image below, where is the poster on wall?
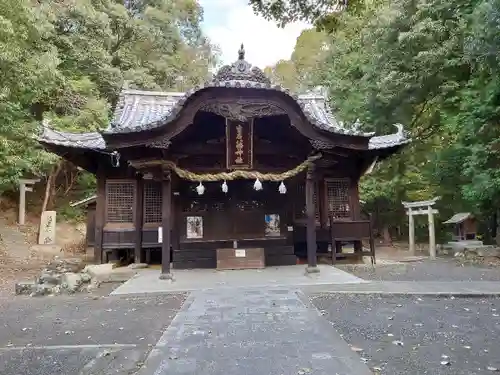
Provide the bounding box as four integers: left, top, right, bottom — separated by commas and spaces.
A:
264, 214, 280, 237
186, 216, 203, 239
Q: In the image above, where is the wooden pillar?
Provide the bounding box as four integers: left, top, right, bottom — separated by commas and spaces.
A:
134, 174, 144, 263
160, 173, 173, 279
318, 177, 327, 228
428, 206, 436, 259
350, 179, 361, 220
408, 208, 415, 255
94, 169, 106, 264
305, 165, 319, 272
171, 176, 180, 253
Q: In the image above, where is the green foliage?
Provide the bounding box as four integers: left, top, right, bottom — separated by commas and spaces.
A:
248, 0, 367, 31
254, 0, 500, 239
0, 0, 218, 198
264, 29, 329, 91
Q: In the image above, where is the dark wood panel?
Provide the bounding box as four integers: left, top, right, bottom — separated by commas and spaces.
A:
142, 228, 161, 245
173, 248, 216, 262
173, 259, 216, 269
103, 229, 134, 246
293, 226, 330, 242
265, 254, 297, 266
264, 245, 295, 256
179, 237, 290, 250
330, 220, 371, 240
86, 209, 96, 247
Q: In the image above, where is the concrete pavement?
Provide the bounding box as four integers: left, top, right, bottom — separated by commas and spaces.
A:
111, 265, 367, 295
136, 288, 372, 375
2, 261, 500, 374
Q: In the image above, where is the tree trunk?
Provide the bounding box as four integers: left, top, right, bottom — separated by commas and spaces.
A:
41, 161, 63, 213
496, 209, 500, 246
382, 225, 393, 246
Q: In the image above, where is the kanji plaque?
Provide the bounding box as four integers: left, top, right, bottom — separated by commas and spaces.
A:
226, 119, 253, 169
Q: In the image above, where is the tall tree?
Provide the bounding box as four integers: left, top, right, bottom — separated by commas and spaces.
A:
0, 0, 219, 199
264, 28, 328, 91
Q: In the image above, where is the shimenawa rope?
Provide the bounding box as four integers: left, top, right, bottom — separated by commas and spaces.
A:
133, 153, 321, 182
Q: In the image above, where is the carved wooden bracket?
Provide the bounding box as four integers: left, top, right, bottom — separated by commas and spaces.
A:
147, 138, 171, 149
200, 99, 287, 121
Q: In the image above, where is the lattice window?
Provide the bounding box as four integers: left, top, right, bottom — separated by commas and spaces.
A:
295, 182, 320, 221
106, 181, 135, 223
326, 178, 351, 219
144, 181, 162, 224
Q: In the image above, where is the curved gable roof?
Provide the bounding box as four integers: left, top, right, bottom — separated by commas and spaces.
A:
105, 45, 373, 137
38, 45, 410, 152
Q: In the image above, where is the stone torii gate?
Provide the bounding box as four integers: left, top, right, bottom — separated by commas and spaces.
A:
402, 197, 440, 259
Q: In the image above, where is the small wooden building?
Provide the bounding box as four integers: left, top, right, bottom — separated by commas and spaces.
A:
38, 46, 409, 276
443, 212, 477, 241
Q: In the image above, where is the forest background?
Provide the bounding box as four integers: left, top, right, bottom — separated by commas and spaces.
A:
1, 0, 500, 244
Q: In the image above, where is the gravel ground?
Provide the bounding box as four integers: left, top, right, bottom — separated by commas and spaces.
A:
337, 258, 500, 282
310, 293, 500, 375
0, 292, 187, 375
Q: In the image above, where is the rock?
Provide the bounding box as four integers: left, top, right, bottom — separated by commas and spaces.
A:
30, 284, 53, 297
93, 268, 135, 283
476, 247, 500, 257
61, 272, 83, 293
83, 264, 116, 278
85, 280, 101, 292
80, 272, 92, 283
46, 258, 84, 273
38, 271, 62, 285
15, 281, 36, 295
127, 263, 149, 270
51, 285, 62, 295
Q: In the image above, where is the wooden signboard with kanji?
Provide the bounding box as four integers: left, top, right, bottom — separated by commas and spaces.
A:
226, 119, 254, 169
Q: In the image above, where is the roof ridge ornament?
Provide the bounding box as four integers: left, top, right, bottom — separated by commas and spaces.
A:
238, 43, 245, 60
214, 44, 271, 86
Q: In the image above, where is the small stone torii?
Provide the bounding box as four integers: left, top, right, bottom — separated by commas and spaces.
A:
402, 197, 440, 259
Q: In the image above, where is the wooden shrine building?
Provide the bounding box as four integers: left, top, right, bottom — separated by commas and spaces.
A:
38, 45, 409, 277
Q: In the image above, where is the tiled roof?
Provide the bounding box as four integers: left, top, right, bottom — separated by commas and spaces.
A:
106, 87, 375, 137
38, 125, 105, 149
37, 46, 410, 151
104, 50, 371, 137
310, 124, 410, 150
38, 99, 410, 152
368, 124, 411, 150
443, 212, 473, 224
109, 90, 185, 133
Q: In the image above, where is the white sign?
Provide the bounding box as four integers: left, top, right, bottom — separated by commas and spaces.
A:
235, 249, 246, 258
38, 211, 56, 245
287, 226, 294, 232
158, 226, 162, 243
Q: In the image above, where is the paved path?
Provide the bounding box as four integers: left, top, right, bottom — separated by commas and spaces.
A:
136, 288, 372, 375
111, 265, 366, 295
303, 280, 500, 295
